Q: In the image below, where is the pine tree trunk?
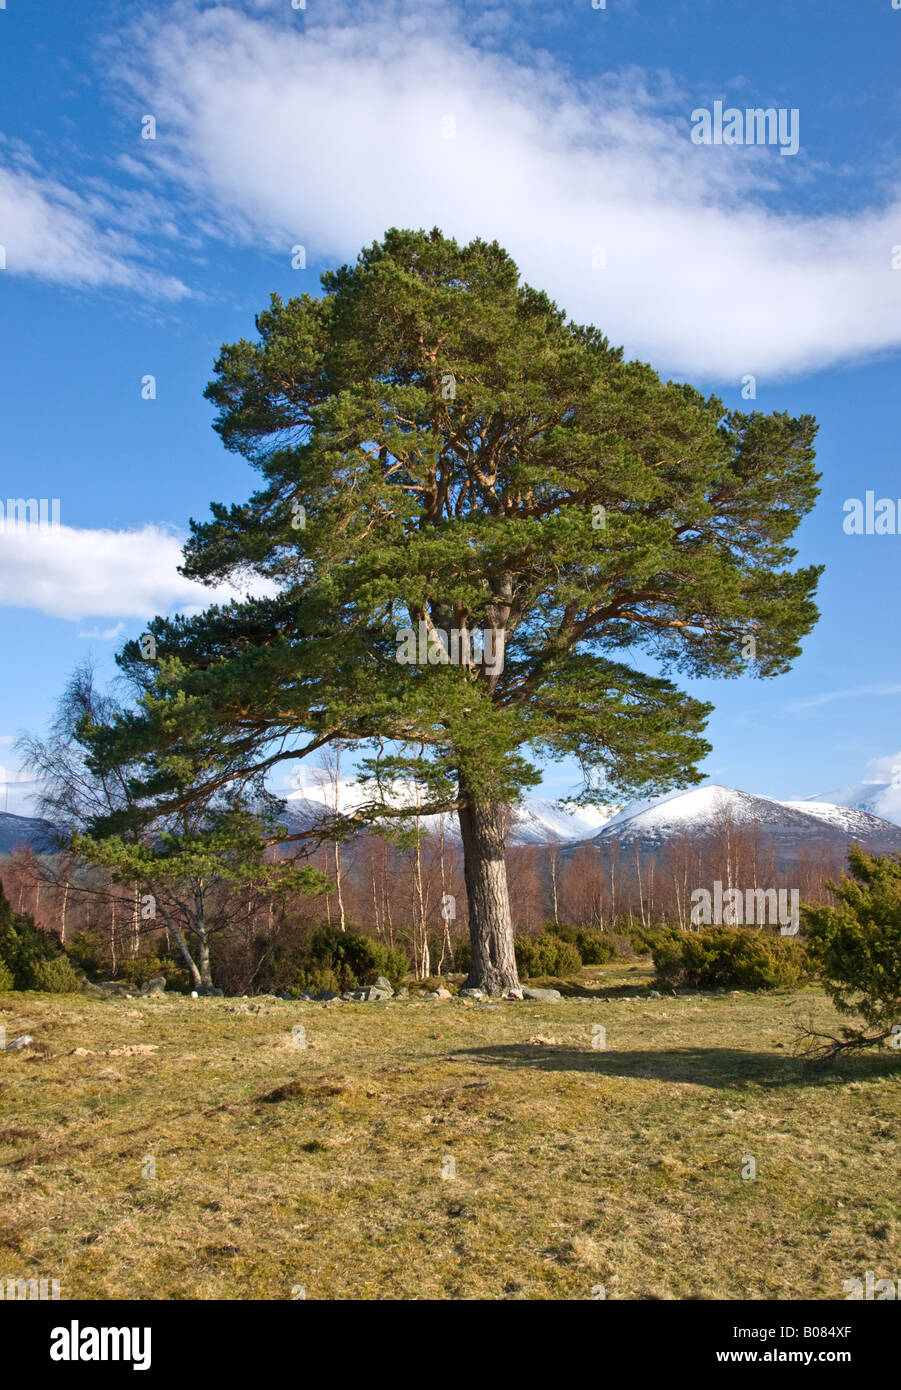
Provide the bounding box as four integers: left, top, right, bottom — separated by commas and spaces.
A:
458, 793, 520, 995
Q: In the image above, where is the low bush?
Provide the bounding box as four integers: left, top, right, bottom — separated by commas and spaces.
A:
66, 931, 104, 976
27, 955, 84, 994
653, 926, 808, 991
116, 955, 191, 990
802, 848, 901, 1055
546, 923, 617, 964
292, 963, 342, 996
515, 934, 582, 978
304, 925, 409, 991
0, 881, 66, 990
450, 933, 582, 979
0, 958, 13, 992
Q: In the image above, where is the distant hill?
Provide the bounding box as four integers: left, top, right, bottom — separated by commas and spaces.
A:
586, 784, 901, 863
0, 811, 60, 855
6, 783, 901, 862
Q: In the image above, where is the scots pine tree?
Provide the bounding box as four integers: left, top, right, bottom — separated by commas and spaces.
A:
88, 228, 822, 994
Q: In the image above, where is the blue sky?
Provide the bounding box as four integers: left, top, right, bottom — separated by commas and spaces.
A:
2, 0, 901, 814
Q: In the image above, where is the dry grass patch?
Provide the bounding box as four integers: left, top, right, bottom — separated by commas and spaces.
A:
1, 972, 899, 1299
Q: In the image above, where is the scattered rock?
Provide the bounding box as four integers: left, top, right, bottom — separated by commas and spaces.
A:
140, 975, 167, 997
648, 990, 663, 1000
503, 988, 525, 1000
5, 1035, 34, 1051
362, 984, 392, 1001
374, 976, 394, 993
527, 1035, 561, 1046
433, 986, 452, 999
521, 987, 561, 1002
458, 988, 484, 1001
196, 986, 224, 997
190, 990, 199, 998
314, 991, 341, 1002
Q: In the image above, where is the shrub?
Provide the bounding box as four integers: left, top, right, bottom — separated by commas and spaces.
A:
27, 955, 84, 994
117, 955, 177, 987
292, 964, 342, 996
305, 925, 409, 991
0, 959, 13, 992
546, 923, 617, 964
444, 933, 581, 979
66, 931, 104, 976
653, 926, 807, 991
0, 880, 65, 989
802, 849, 901, 1057
515, 934, 582, 978
623, 922, 667, 955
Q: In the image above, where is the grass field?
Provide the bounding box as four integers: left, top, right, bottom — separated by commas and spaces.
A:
2, 963, 899, 1300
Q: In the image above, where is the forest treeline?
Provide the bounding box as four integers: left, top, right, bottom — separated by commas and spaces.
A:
0, 808, 850, 994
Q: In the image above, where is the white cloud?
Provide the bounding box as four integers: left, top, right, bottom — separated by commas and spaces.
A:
116, 1, 901, 379
0, 161, 189, 299
0, 523, 266, 622
813, 750, 901, 826
76, 621, 127, 642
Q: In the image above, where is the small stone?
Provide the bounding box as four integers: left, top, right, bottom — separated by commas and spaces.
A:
521, 987, 561, 1002
5, 1035, 34, 1050
394, 987, 409, 998
434, 986, 452, 999
190, 990, 199, 998
374, 976, 393, 993
458, 988, 484, 1001
648, 990, 662, 1000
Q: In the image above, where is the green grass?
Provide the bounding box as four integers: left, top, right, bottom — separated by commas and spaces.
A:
1, 963, 899, 1300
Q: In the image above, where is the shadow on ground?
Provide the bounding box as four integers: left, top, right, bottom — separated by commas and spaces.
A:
450, 1043, 901, 1090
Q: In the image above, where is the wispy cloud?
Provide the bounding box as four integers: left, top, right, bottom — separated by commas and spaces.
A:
108, 0, 901, 379
0, 159, 190, 299
784, 684, 901, 713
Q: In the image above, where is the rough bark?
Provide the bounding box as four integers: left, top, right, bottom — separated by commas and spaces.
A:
458, 794, 521, 995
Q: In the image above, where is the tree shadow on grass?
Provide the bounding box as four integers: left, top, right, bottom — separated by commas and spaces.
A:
451, 1044, 901, 1090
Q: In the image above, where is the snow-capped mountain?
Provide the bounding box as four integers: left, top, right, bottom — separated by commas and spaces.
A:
588, 784, 901, 860
7, 775, 900, 860
796, 762, 901, 828
503, 798, 619, 844
283, 775, 618, 845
